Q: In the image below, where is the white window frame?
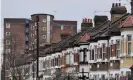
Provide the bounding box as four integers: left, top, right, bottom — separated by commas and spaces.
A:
61, 25, 64, 30
35, 23, 37, 26
127, 35, 132, 55
116, 39, 120, 57
42, 19, 47, 23
66, 54, 69, 64
6, 23, 10, 28
6, 32, 10, 36
6, 49, 11, 54
6, 40, 10, 45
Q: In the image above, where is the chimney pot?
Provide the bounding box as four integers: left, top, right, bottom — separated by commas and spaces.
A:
90, 19, 92, 23
82, 18, 84, 23
119, 3, 121, 7
116, 3, 118, 7
112, 3, 115, 7
85, 18, 87, 23
88, 19, 90, 23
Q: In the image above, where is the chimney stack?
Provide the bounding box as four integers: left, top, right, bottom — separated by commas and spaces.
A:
81, 18, 93, 32
94, 15, 108, 27
110, 3, 127, 22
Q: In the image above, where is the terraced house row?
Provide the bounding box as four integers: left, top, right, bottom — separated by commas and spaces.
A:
5, 1, 133, 80
39, 3, 133, 80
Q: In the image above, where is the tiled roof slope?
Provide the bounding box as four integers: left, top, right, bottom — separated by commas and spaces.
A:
40, 14, 130, 56
90, 13, 130, 40
110, 13, 130, 33
119, 15, 133, 28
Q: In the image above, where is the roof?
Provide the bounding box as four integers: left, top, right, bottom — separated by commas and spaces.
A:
53, 20, 77, 25
31, 13, 54, 17
110, 13, 130, 32
119, 15, 133, 28
4, 18, 29, 23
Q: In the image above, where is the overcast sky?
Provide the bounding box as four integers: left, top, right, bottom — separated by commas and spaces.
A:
1, 0, 131, 29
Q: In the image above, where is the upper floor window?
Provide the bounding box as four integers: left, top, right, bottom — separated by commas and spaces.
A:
70, 53, 74, 64
61, 25, 64, 30
127, 35, 132, 55
110, 40, 113, 57
84, 48, 88, 62
90, 46, 92, 60
42, 19, 47, 23
66, 54, 70, 64
6, 32, 10, 36
43, 27, 46, 31
94, 45, 98, 61
6, 23, 10, 28
116, 40, 120, 57
102, 43, 106, 60
6, 49, 11, 54
6, 40, 10, 45
43, 61, 45, 68
82, 48, 88, 62
43, 35, 46, 39
58, 56, 61, 66
122, 35, 124, 54
35, 23, 37, 26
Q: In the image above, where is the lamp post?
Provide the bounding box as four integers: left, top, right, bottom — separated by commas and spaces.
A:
36, 15, 39, 80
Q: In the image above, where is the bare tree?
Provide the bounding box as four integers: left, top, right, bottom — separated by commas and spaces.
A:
2, 35, 30, 80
